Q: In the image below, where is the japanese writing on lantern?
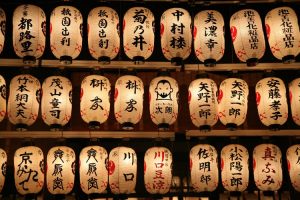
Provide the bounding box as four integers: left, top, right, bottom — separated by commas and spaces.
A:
15, 76, 33, 119
228, 80, 246, 118
204, 11, 218, 51
60, 7, 72, 46
122, 152, 136, 182
84, 148, 99, 190
197, 81, 216, 119
151, 150, 170, 190
131, 9, 148, 51
244, 10, 259, 50
18, 5, 35, 53
295, 146, 300, 164
267, 79, 282, 120
278, 8, 295, 48
124, 79, 142, 113
169, 9, 186, 49
228, 146, 244, 189
197, 147, 214, 185
261, 146, 278, 186
48, 78, 64, 119
154, 79, 175, 116
88, 78, 109, 111
98, 9, 109, 49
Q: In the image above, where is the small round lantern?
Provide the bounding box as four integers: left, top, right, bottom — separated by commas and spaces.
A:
0, 148, 7, 193
0, 75, 6, 123
286, 145, 300, 192
0, 8, 6, 55
289, 78, 300, 126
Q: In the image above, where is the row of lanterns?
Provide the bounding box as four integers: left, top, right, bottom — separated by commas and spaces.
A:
0, 73, 298, 131
1, 143, 300, 195
0, 5, 299, 66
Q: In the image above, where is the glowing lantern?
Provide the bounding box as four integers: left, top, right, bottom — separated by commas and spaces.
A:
50, 6, 82, 64
289, 78, 300, 126
41, 76, 72, 130
8, 74, 40, 131
230, 9, 265, 66
149, 76, 179, 130
161, 8, 192, 65
256, 77, 288, 129
253, 144, 282, 191
188, 77, 218, 130
108, 146, 137, 194
0, 8, 6, 55
194, 10, 224, 67
114, 75, 144, 130
144, 147, 172, 194
123, 7, 155, 63
0, 75, 6, 123
13, 4, 46, 64
88, 7, 119, 64
14, 146, 44, 195
286, 145, 300, 191
221, 144, 249, 192
218, 78, 249, 130
265, 7, 300, 63
80, 75, 111, 129
46, 146, 76, 195
0, 148, 7, 193
79, 146, 108, 194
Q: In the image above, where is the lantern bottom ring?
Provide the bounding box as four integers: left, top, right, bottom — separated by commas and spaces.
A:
204, 59, 216, 67
50, 124, 63, 132
171, 57, 183, 66
282, 55, 295, 64
133, 56, 145, 65
158, 123, 170, 131
122, 122, 135, 130
98, 56, 111, 65
23, 56, 37, 65
15, 123, 28, 132
269, 124, 281, 131
88, 121, 101, 130
226, 123, 237, 131
246, 58, 259, 67
60, 56, 73, 65
199, 125, 211, 132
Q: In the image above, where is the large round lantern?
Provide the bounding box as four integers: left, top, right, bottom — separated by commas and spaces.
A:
123, 7, 155, 64
194, 10, 224, 67
108, 146, 137, 194
114, 75, 144, 130
149, 76, 179, 130
8, 74, 40, 131
0, 148, 7, 193
221, 144, 249, 192
88, 7, 119, 64
79, 146, 108, 194
50, 6, 82, 64
144, 147, 173, 194
13, 4, 46, 64
161, 8, 192, 65
286, 145, 300, 192
265, 7, 300, 63
0, 75, 6, 123
188, 77, 218, 131
190, 144, 218, 192
253, 144, 282, 191
41, 76, 72, 130
80, 75, 111, 129
14, 146, 44, 195
230, 9, 265, 66
46, 146, 76, 195
289, 78, 300, 126
218, 78, 249, 130
0, 8, 6, 55
256, 77, 288, 129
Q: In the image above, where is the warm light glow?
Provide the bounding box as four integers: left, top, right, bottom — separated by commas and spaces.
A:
0, 148, 7, 193
0, 8, 5, 55
289, 78, 300, 126
0, 75, 6, 123
286, 145, 300, 192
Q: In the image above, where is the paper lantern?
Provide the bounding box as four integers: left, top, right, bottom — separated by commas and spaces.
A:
256, 77, 288, 129
0, 75, 6, 123
80, 75, 111, 129
289, 78, 300, 126
190, 144, 218, 192
144, 147, 172, 194
194, 10, 225, 67
221, 144, 249, 192
286, 145, 300, 191
41, 76, 72, 130
149, 76, 179, 130
14, 146, 44, 195
253, 144, 282, 191
108, 146, 137, 194
161, 8, 192, 65
46, 146, 76, 195
50, 6, 82, 64
265, 7, 300, 63
7, 74, 40, 131
0, 148, 7, 193
13, 4, 46, 64
123, 7, 155, 63
88, 7, 120, 64
188, 78, 218, 130
0, 8, 6, 55
114, 75, 144, 130
79, 146, 108, 194
218, 78, 249, 130
230, 9, 265, 66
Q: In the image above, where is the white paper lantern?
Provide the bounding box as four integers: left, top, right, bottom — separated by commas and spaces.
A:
149, 76, 179, 130
50, 6, 83, 64
13, 4, 46, 64
161, 8, 192, 65
289, 78, 300, 126
218, 78, 249, 129
79, 146, 108, 194
265, 7, 300, 63
114, 75, 144, 130
80, 75, 111, 129
230, 9, 265, 66
123, 7, 155, 63
253, 144, 282, 191
144, 147, 172, 194
256, 77, 288, 129
41, 76, 72, 130
190, 144, 218, 192
47, 146, 76, 195
194, 10, 224, 67
88, 7, 120, 64
14, 146, 44, 195
188, 78, 218, 130
221, 144, 249, 192
8, 74, 40, 130
0, 8, 6, 55
286, 145, 300, 192
0, 75, 6, 123
0, 148, 7, 193
108, 146, 137, 194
